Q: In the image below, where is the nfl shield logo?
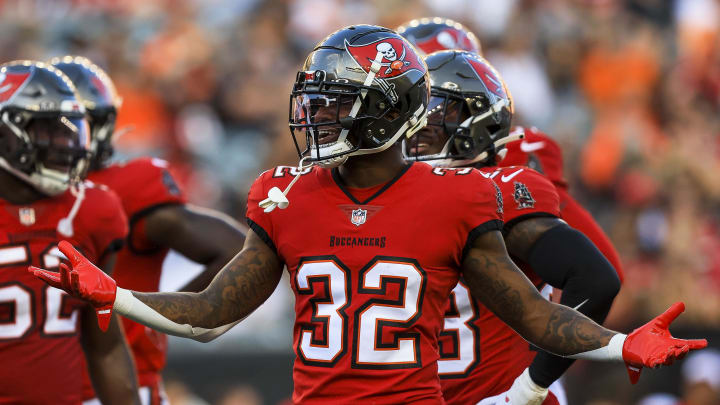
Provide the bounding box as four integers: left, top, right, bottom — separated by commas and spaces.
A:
351, 208, 367, 226
19, 207, 35, 226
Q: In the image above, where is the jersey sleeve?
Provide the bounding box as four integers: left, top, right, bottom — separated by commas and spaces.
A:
461, 170, 504, 257
245, 169, 278, 253
124, 158, 187, 253
83, 186, 129, 261
123, 158, 186, 215
495, 167, 560, 229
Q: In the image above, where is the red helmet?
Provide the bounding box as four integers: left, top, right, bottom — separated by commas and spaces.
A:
397, 17, 481, 56
502, 126, 567, 188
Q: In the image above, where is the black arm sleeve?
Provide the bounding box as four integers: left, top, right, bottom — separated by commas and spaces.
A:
525, 223, 621, 388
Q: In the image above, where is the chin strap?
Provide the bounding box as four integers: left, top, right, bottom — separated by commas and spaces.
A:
57, 181, 86, 237
259, 157, 313, 213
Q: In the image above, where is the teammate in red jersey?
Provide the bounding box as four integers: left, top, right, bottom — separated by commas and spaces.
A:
402, 50, 625, 404
400, 18, 626, 401
51, 56, 247, 405
399, 19, 624, 283
31, 26, 704, 405
0, 61, 140, 404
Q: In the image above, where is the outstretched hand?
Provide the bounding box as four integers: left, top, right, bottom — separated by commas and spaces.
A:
622, 302, 707, 383
28, 240, 117, 331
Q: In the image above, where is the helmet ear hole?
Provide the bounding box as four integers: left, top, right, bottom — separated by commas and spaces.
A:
9, 112, 27, 127
454, 135, 474, 155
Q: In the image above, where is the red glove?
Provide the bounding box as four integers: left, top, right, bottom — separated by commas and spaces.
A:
28, 240, 117, 331
622, 302, 707, 384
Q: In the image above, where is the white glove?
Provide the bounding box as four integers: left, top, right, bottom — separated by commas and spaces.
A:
476, 368, 548, 405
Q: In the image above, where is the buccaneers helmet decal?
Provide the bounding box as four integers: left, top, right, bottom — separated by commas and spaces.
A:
397, 18, 481, 56
415, 28, 477, 55
465, 55, 508, 100
0, 72, 31, 104
344, 37, 426, 79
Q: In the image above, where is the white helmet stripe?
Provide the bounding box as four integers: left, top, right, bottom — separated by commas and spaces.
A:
337, 51, 384, 145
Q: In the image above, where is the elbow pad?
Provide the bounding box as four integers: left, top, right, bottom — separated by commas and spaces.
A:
114, 288, 237, 342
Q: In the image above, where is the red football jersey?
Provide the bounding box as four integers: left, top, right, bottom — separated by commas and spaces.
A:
502, 126, 567, 189
246, 163, 503, 404
85, 157, 186, 392
502, 126, 624, 280
439, 166, 560, 404
0, 183, 127, 405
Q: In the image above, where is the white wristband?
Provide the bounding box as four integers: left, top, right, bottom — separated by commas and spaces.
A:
566, 333, 626, 362
113, 287, 238, 342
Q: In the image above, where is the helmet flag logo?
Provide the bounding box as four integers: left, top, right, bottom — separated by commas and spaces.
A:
90, 76, 108, 98
0, 72, 31, 104
464, 56, 507, 100
415, 28, 470, 54
345, 37, 425, 79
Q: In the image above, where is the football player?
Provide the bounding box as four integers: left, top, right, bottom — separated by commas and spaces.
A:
31, 26, 704, 405
404, 50, 620, 404
50, 56, 247, 405
400, 19, 626, 402
398, 18, 624, 282
0, 61, 140, 404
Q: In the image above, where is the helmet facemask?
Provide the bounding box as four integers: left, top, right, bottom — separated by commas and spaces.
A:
289, 70, 401, 168
404, 87, 511, 167
0, 109, 90, 195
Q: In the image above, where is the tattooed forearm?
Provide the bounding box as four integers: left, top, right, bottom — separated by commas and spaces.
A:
132, 231, 283, 329
463, 254, 525, 326
537, 305, 615, 354
504, 216, 562, 261
463, 230, 617, 357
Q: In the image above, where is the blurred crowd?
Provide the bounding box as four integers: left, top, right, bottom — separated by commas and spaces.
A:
3, 0, 720, 403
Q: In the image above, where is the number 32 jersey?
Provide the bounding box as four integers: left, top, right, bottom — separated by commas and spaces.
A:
0, 183, 127, 405
246, 163, 503, 404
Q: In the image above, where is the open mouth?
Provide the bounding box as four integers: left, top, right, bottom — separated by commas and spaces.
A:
315, 128, 341, 145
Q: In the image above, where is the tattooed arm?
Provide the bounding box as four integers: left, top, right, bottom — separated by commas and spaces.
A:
462, 229, 617, 356
127, 229, 283, 329
504, 216, 621, 387
29, 231, 281, 340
